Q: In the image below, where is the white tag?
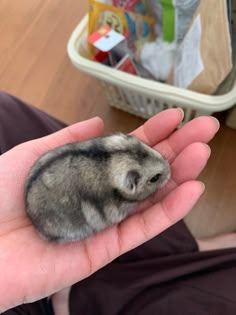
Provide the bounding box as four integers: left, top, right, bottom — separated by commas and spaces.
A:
89, 27, 125, 52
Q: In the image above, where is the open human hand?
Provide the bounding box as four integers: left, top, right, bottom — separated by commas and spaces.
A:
0, 109, 219, 312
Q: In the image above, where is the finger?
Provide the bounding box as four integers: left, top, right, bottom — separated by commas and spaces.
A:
156, 116, 219, 161
20, 117, 104, 154
116, 180, 205, 254
171, 143, 211, 184
156, 143, 211, 201
132, 108, 184, 146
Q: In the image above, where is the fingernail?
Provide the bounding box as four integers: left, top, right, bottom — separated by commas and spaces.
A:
87, 116, 104, 127
198, 181, 206, 194
87, 116, 102, 122
177, 108, 185, 120
204, 144, 211, 159
211, 117, 220, 132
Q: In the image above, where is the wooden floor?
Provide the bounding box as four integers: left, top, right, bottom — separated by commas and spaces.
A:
0, 0, 235, 238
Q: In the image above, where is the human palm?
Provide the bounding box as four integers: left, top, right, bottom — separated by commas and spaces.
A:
0, 109, 219, 312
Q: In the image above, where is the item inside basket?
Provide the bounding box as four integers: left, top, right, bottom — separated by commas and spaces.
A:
86, 0, 234, 95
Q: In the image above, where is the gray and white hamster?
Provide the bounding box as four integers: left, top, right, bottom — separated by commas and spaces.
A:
25, 133, 171, 242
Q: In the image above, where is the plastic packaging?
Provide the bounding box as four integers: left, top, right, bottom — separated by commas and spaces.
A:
174, 0, 200, 44
88, 0, 156, 58
111, 0, 149, 15
160, 0, 199, 43
145, 0, 162, 36
97, 0, 150, 15
140, 38, 176, 81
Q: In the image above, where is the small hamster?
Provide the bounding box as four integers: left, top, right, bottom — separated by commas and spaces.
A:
25, 133, 171, 242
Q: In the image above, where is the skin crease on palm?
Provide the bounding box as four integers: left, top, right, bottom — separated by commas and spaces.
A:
0, 108, 220, 312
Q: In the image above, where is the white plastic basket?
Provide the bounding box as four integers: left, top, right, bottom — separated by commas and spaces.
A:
67, 15, 236, 124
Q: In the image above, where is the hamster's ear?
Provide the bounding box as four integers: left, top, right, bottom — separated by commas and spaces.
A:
125, 170, 140, 194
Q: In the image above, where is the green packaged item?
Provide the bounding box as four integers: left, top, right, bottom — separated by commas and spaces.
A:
160, 0, 199, 43
160, 0, 175, 42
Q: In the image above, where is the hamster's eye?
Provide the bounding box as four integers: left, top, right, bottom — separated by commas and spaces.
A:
149, 173, 161, 183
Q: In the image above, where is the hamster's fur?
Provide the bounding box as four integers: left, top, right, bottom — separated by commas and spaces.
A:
25, 134, 171, 242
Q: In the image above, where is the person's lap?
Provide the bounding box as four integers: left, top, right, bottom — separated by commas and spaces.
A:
1, 91, 236, 314
0, 91, 66, 154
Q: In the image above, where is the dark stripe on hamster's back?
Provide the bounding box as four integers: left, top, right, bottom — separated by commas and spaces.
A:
124, 142, 149, 162
26, 141, 149, 196
130, 148, 148, 162
25, 144, 111, 195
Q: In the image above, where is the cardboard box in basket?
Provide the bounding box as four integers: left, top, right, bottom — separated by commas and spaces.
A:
168, 0, 232, 95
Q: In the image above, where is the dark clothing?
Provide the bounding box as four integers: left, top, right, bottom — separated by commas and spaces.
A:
1, 92, 236, 315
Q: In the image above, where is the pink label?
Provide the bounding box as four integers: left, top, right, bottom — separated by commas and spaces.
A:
112, 0, 141, 10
